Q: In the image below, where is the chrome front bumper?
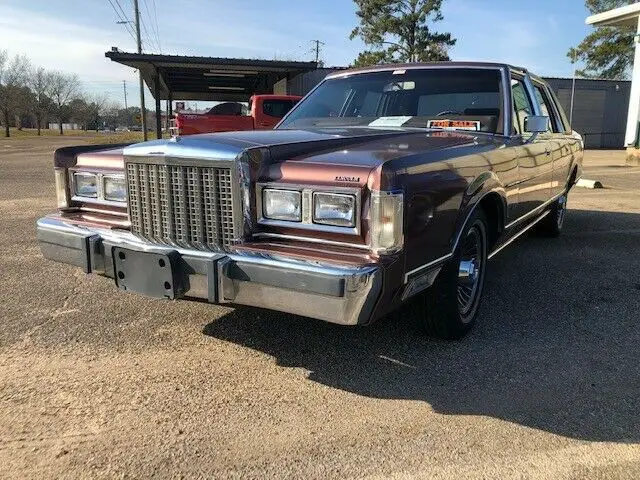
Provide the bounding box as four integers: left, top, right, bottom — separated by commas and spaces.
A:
36, 216, 382, 326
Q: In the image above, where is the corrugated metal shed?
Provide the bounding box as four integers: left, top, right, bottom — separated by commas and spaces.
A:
545, 78, 630, 149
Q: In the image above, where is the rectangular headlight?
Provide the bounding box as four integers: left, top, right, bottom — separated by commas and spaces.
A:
263, 189, 301, 222
103, 175, 126, 202
74, 172, 98, 198
370, 191, 404, 254
313, 192, 355, 227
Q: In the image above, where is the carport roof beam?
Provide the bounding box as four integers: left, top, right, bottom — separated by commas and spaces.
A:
105, 51, 317, 102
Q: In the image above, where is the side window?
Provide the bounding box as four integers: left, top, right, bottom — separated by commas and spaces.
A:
511, 78, 534, 135
262, 100, 295, 118
547, 87, 571, 132
533, 85, 557, 133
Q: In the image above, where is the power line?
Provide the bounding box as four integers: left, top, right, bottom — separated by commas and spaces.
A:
139, 16, 152, 51
106, 0, 136, 42
113, 0, 132, 26
128, 0, 156, 53
150, 0, 161, 53
132, 0, 153, 52
142, 0, 162, 53
140, 16, 157, 52
113, 0, 137, 40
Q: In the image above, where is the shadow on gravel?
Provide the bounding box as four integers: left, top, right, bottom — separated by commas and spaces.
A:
204, 209, 640, 442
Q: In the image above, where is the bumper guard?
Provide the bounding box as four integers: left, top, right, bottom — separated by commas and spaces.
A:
36, 216, 382, 325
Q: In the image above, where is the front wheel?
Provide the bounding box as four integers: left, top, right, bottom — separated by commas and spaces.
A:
416, 209, 489, 340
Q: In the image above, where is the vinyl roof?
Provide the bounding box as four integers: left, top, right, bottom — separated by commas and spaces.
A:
325, 61, 526, 79
105, 51, 317, 101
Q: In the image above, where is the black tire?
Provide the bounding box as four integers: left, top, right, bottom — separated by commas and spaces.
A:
416, 209, 489, 340
535, 193, 567, 238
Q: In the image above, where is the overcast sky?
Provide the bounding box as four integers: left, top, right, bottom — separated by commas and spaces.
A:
0, 0, 594, 107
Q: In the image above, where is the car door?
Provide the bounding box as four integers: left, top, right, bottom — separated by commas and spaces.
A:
510, 75, 553, 220
531, 81, 571, 198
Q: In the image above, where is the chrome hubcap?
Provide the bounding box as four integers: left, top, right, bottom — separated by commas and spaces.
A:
557, 195, 567, 229
458, 260, 478, 286
457, 226, 483, 316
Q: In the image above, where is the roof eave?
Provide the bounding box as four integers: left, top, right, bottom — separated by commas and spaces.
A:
586, 3, 640, 27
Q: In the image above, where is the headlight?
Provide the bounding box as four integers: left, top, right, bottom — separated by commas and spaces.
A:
370, 191, 404, 254
74, 172, 98, 198
103, 175, 126, 202
263, 189, 301, 221
313, 192, 355, 227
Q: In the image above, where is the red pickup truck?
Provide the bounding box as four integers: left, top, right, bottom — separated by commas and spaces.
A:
171, 94, 301, 135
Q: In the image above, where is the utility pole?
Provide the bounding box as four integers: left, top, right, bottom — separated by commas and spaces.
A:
569, 51, 577, 126
311, 39, 325, 65
122, 80, 128, 110
133, 0, 148, 140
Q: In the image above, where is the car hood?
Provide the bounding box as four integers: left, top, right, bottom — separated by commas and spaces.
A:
123, 127, 504, 169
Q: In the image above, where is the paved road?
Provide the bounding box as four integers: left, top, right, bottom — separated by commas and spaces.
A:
1, 138, 639, 479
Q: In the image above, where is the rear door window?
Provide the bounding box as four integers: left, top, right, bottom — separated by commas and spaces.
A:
511, 78, 534, 135
533, 84, 561, 133
546, 87, 571, 133
262, 100, 297, 118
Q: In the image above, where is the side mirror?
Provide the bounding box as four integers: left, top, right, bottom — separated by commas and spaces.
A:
524, 115, 549, 133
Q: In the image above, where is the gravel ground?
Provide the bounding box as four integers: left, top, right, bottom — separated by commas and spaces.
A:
1, 137, 639, 479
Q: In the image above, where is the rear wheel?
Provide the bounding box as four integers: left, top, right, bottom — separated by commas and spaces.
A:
417, 209, 489, 340
535, 193, 567, 238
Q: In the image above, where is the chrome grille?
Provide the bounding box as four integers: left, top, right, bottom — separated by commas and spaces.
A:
126, 162, 236, 250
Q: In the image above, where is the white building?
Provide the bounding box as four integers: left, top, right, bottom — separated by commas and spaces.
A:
587, 3, 640, 164
48, 123, 82, 131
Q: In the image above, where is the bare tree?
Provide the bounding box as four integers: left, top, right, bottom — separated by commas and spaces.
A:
88, 93, 110, 131
29, 67, 53, 135
0, 50, 31, 137
13, 85, 34, 130
92, 93, 110, 115
68, 93, 110, 131
47, 71, 81, 135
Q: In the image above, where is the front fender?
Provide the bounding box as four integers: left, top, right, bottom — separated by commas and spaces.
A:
450, 171, 507, 252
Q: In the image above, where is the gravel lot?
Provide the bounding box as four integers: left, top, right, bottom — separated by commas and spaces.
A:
1, 136, 639, 479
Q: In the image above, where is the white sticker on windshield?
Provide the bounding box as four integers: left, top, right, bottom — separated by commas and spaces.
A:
392, 69, 406, 75
369, 116, 412, 127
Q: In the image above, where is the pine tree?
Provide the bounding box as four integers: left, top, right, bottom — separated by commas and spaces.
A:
350, 0, 456, 67
568, 0, 637, 79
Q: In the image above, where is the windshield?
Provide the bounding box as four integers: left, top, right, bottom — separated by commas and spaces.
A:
278, 68, 503, 134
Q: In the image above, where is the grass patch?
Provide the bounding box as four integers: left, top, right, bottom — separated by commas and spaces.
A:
1, 128, 148, 144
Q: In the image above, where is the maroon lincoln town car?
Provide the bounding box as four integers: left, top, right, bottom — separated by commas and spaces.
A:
37, 62, 583, 339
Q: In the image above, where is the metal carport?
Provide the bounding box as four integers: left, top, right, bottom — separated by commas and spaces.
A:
105, 51, 317, 139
